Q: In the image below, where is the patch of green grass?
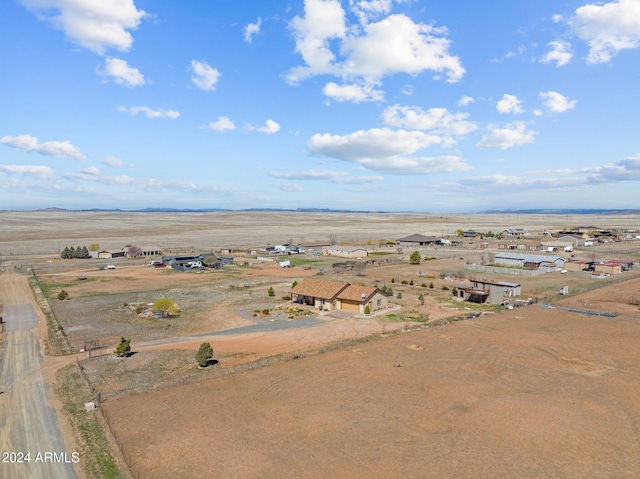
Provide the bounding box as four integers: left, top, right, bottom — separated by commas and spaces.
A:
55, 364, 125, 479
288, 257, 323, 266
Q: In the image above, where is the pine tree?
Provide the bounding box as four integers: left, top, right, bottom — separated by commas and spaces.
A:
195, 342, 214, 367
114, 337, 131, 357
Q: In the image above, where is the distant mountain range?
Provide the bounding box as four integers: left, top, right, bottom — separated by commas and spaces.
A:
34, 207, 640, 215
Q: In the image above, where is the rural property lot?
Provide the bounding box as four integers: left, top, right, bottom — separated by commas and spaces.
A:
1, 211, 639, 478
103, 295, 640, 479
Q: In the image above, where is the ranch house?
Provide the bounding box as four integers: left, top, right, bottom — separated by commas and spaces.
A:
290, 278, 387, 313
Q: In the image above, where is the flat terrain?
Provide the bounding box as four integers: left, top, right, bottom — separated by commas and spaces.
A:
103, 282, 640, 479
1, 211, 639, 478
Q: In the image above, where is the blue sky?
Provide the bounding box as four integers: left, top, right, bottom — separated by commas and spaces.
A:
1, 0, 639, 212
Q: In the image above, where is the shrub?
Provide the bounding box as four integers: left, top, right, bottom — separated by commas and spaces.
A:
429, 282, 434, 289
391, 277, 395, 283
57, 290, 69, 301
409, 279, 414, 285
152, 298, 180, 316
114, 337, 131, 358
364, 305, 371, 314
195, 342, 214, 367
397, 292, 403, 299
268, 287, 275, 297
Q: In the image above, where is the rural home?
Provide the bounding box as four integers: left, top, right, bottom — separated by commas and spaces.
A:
609, 259, 634, 271
322, 246, 368, 258
336, 284, 389, 313
554, 234, 586, 247
463, 231, 483, 238
138, 246, 163, 257
457, 280, 521, 304
397, 234, 440, 246
494, 252, 565, 271
501, 228, 528, 237
97, 249, 125, 259
290, 278, 387, 313
290, 278, 349, 311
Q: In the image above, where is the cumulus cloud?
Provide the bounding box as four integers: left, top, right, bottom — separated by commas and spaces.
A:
539, 91, 577, 113
307, 127, 470, 174
496, 94, 524, 114
82, 166, 100, 176
0, 164, 56, 179
191, 60, 221, 91
117, 105, 180, 119
476, 121, 536, 150
20, 0, 147, 54
206, 117, 236, 132
458, 95, 475, 107
382, 105, 478, 136
568, 0, 640, 64
322, 81, 384, 102
587, 154, 640, 182
0, 133, 86, 161
247, 119, 281, 134
287, 1, 464, 101
541, 40, 573, 67
244, 17, 262, 43
100, 58, 145, 87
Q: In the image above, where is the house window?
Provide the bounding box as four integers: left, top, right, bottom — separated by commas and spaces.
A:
377, 298, 382, 307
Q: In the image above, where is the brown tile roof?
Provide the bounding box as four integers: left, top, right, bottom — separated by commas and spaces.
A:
337, 284, 378, 303
290, 278, 349, 299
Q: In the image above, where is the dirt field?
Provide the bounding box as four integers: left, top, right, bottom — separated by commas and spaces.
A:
102, 280, 640, 479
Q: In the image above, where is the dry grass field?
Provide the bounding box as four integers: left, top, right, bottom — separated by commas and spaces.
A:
1, 211, 640, 478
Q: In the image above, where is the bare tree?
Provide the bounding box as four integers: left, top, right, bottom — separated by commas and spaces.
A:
329, 234, 338, 245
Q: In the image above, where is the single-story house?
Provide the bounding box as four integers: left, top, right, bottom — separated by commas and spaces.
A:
502, 228, 528, 237
138, 246, 163, 257
457, 280, 521, 304
463, 231, 483, 238
97, 249, 126, 259
564, 260, 591, 272
336, 284, 389, 313
290, 278, 387, 313
322, 247, 368, 258
496, 240, 541, 251
397, 234, 440, 246
494, 252, 565, 271
290, 278, 350, 311
554, 234, 586, 247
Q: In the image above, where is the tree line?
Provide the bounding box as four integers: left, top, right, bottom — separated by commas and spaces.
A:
60, 246, 92, 259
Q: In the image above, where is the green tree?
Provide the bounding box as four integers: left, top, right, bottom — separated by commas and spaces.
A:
268, 287, 275, 297
57, 289, 69, 300
88, 243, 100, 251
429, 282, 434, 289
114, 337, 131, 358
195, 342, 214, 367
455, 229, 465, 237
410, 251, 421, 264
397, 292, 403, 299
61, 246, 70, 259
418, 292, 424, 305
364, 305, 371, 314
81, 246, 90, 258
292, 281, 298, 289
152, 298, 181, 316
67, 246, 75, 258
73, 246, 84, 258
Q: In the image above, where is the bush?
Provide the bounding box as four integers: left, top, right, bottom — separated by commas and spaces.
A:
409, 279, 414, 285
268, 287, 275, 297
57, 290, 69, 301
397, 292, 403, 299
195, 342, 214, 367
364, 305, 371, 314
152, 298, 180, 316
429, 282, 434, 289
114, 337, 131, 357
391, 277, 395, 283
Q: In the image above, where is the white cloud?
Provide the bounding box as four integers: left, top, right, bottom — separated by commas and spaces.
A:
250, 119, 281, 134
0, 164, 56, 179
458, 95, 475, 107
244, 17, 262, 43
307, 127, 471, 174
276, 183, 304, 192
569, 0, 640, 64
541, 40, 573, 67
0, 133, 87, 161
103, 155, 128, 167
269, 169, 348, 180
349, 0, 394, 24
587, 154, 640, 182
539, 91, 577, 113
287, 1, 465, 100
82, 166, 100, 176
118, 105, 180, 119
20, 0, 147, 54
323, 81, 384, 102
100, 58, 145, 87
476, 121, 536, 150
496, 94, 524, 114
206, 117, 236, 132
382, 105, 478, 136
191, 60, 221, 91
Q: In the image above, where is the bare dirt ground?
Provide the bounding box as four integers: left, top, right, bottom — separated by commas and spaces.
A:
102, 286, 640, 479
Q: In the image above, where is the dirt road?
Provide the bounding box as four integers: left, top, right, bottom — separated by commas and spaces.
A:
0, 271, 79, 479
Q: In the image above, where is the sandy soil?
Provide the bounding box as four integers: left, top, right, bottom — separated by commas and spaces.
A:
102, 288, 640, 478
